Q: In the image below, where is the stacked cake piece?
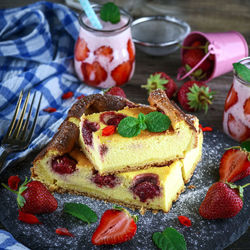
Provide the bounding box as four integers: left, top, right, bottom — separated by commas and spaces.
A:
32, 90, 203, 212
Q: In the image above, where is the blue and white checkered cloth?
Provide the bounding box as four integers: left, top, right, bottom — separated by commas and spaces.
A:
0, 1, 101, 248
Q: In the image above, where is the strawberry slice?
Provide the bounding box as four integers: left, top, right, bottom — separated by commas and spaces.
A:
219, 148, 250, 182
94, 46, 113, 62
91, 207, 137, 245
127, 39, 135, 62
224, 86, 238, 112
75, 38, 90, 61
244, 98, 250, 115
111, 61, 132, 86
227, 113, 250, 142
81, 61, 107, 86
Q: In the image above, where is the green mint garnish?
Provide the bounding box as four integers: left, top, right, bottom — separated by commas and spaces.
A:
117, 111, 171, 138
145, 111, 171, 132
100, 2, 120, 24
64, 203, 98, 224
233, 62, 250, 82
240, 140, 250, 152
152, 227, 187, 250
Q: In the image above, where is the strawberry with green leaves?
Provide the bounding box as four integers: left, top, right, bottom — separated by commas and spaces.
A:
199, 182, 250, 219
219, 140, 250, 183
177, 80, 214, 113
92, 206, 137, 245
142, 72, 177, 99
104, 86, 126, 98
2, 177, 58, 214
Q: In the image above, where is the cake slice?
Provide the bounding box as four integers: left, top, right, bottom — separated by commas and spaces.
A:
79, 90, 198, 175
32, 122, 202, 213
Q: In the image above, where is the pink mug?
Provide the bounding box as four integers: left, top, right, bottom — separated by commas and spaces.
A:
177, 31, 249, 82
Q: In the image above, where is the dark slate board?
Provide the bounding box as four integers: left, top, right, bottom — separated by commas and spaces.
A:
0, 131, 249, 250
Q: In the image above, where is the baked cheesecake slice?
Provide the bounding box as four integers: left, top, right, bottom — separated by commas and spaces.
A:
32, 125, 202, 213
79, 90, 198, 175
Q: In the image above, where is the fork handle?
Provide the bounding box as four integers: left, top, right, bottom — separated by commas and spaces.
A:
0, 146, 10, 173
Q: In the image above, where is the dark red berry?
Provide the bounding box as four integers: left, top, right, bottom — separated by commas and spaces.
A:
100, 112, 126, 127
81, 120, 100, 146
92, 172, 119, 188
52, 155, 77, 175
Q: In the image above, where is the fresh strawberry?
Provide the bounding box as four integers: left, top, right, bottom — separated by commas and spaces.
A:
104, 86, 126, 98
244, 98, 250, 115
182, 41, 213, 80
81, 61, 107, 86
227, 113, 250, 142
177, 80, 214, 113
91, 207, 137, 245
199, 182, 249, 219
94, 46, 113, 62
75, 38, 90, 61
111, 61, 132, 86
219, 145, 250, 183
127, 39, 135, 62
224, 86, 238, 112
2, 178, 58, 214
141, 72, 177, 99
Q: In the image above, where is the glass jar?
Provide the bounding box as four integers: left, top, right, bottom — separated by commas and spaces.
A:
74, 5, 135, 88
223, 57, 250, 142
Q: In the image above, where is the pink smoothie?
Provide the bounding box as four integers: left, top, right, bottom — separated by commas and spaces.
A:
74, 13, 135, 88
223, 58, 250, 142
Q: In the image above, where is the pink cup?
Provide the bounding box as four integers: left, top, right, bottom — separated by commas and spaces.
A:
177, 31, 249, 82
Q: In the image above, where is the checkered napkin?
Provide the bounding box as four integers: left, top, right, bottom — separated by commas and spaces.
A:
0, 1, 101, 168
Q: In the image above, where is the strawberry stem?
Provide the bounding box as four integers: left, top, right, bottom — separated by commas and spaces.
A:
242, 183, 250, 189
1, 183, 18, 194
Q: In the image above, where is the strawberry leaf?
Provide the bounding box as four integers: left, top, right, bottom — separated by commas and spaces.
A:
233, 62, 250, 82
152, 227, 187, 250
142, 73, 168, 93
64, 203, 98, 224
100, 2, 120, 24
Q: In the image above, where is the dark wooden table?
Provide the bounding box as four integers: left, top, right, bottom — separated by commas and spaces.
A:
0, 0, 249, 249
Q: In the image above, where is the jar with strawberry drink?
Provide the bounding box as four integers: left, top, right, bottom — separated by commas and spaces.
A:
74, 4, 135, 88
223, 57, 250, 142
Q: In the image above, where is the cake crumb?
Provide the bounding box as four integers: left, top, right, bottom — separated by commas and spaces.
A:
139, 206, 146, 215
188, 185, 196, 189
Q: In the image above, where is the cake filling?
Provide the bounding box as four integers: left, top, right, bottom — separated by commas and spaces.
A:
100, 111, 126, 126
131, 174, 160, 202
82, 120, 100, 146
52, 155, 77, 175
91, 171, 119, 188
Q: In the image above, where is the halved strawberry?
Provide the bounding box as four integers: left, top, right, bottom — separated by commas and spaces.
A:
219, 148, 250, 182
94, 46, 113, 62
244, 98, 250, 115
75, 38, 90, 61
224, 86, 238, 112
91, 207, 137, 245
81, 61, 107, 86
111, 61, 132, 86
227, 113, 250, 142
127, 39, 135, 62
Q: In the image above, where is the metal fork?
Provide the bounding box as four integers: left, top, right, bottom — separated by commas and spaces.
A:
0, 91, 42, 172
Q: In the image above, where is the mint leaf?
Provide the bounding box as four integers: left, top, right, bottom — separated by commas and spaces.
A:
145, 112, 171, 132
240, 140, 250, 152
152, 227, 187, 250
138, 113, 147, 130
100, 2, 120, 24
233, 62, 250, 82
64, 203, 97, 224
117, 116, 141, 137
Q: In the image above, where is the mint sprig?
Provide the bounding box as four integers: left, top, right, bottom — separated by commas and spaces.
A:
100, 2, 120, 24
117, 111, 171, 138
152, 227, 187, 250
64, 203, 97, 224
233, 62, 250, 82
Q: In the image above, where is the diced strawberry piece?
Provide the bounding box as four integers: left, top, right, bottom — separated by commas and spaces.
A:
56, 228, 74, 237
81, 61, 107, 86
244, 98, 250, 115
224, 86, 238, 112
43, 107, 57, 113
219, 148, 250, 182
178, 215, 192, 227
8, 175, 21, 190
227, 113, 250, 142
111, 61, 132, 86
91, 208, 137, 245
62, 91, 73, 100
102, 125, 116, 136
94, 46, 113, 62
75, 38, 90, 61
18, 211, 42, 224
127, 39, 135, 62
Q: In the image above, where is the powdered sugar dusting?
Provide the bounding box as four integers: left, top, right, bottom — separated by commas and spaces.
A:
0, 131, 249, 249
